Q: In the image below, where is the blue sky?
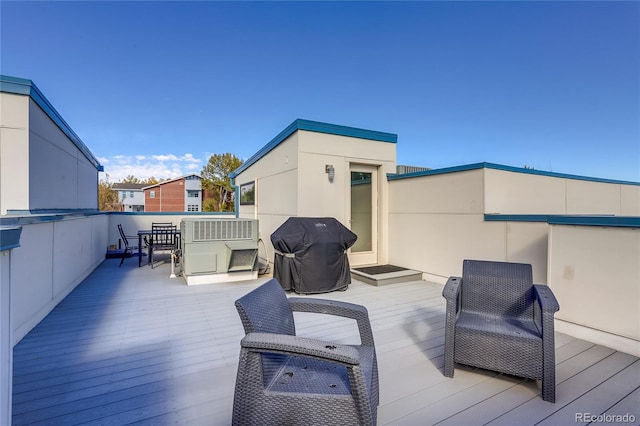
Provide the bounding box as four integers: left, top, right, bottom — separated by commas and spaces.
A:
2, 1, 639, 182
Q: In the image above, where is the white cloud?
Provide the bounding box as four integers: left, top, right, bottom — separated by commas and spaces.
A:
152, 154, 179, 162
99, 152, 205, 182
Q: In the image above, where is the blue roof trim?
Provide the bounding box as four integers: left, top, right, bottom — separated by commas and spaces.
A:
108, 211, 234, 216
388, 162, 640, 186
0, 75, 103, 172
484, 214, 551, 223
296, 119, 398, 143
230, 119, 397, 178
6, 208, 100, 215
388, 162, 486, 180
0, 226, 22, 251
547, 215, 640, 228
484, 214, 640, 228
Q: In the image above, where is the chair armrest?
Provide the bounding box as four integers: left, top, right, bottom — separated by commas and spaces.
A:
241, 332, 361, 366
533, 285, 560, 313
289, 298, 375, 346
443, 276, 462, 303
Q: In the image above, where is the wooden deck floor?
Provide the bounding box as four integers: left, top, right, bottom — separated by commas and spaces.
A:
12, 259, 640, 425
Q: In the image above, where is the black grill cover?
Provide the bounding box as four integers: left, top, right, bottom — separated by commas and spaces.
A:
271, 217, 357, 294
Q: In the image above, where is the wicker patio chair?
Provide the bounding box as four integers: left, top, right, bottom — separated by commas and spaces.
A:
233, 278, 379, 425
443, 259, 560, 402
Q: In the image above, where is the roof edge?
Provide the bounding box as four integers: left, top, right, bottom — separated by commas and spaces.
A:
388, 162, 640, 186
230, 119, 398, 178
0, 75, 104, 172
484, 214, 640, 228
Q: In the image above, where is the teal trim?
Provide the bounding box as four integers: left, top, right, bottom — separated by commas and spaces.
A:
108, 211, 234, 216
388, 163, 486, 180
6, 208, 100, 215
0, 211, 104, 227
0, 226, 22, 251
230, 119, 397, 179
388, 162, 640, 186
484, 214, 640, 228
0, 75, 103, 172
296, 119, 398, 143
548, 216, 640, 228
484, 214, 550, 223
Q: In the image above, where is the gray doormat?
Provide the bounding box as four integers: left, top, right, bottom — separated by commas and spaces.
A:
353, 265, 408, 275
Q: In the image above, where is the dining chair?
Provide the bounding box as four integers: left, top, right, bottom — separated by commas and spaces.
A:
148, 222, 178, 268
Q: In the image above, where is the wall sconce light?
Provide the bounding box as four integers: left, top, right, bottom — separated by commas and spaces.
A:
325, 164, 335, 183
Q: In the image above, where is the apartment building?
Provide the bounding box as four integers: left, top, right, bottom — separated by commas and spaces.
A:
143, 174, 204, 212
112, 183, 146, 212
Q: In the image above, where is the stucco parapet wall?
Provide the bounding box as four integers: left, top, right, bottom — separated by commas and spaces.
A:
387, 162, 640, 186
0, 75, 103, 172
484, 214, 640, 228
230, 118, 398, 179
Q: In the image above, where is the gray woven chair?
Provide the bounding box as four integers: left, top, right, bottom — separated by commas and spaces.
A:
443, 259, 560, 402
233, 278, 379, 425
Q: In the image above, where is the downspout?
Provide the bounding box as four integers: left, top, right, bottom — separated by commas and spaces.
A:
231, 176, 239, 218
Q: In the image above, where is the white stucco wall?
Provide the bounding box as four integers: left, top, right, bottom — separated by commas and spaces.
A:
235, 128, 397, 267
548, 224, 640, 355
28, 99, 98, 211
387, 167, 639, 284
0, 248, 12, 425
388, 166, 639, 353
484, 168, 640, 215
297, 131, 396, 265
11, 214, 108, 344
236, 133, 300, 251
0, 93, 30, 214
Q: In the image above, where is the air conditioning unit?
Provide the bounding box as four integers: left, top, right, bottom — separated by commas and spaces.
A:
181, 218, 259, 285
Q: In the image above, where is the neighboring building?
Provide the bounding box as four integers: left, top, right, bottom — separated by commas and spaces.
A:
111, 183, 146, 212
0, 75, 103, 214
143, 174, 205, 212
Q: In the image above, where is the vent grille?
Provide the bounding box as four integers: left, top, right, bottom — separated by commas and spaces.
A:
192, 220, 255, 241
228, 249, 258, 271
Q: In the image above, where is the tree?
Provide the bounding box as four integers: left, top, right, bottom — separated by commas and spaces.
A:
121, 175, 159, 185
98, 174, 120, 211
200, 153, 244, 211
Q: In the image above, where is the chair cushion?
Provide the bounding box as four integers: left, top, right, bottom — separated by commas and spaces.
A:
454, 312, 543, 379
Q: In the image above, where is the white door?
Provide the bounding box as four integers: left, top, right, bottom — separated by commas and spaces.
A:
348, 164, 378, 266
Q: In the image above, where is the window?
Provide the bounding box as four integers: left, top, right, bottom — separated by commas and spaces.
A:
150, 190, 155, 198
188, 191, 199, 198
187, 205, 199, 212
240, 181, 255, 205
129, 191, 134, 198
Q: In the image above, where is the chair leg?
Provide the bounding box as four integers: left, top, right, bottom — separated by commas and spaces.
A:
443, 314, 456, 377
119, 248, 128, 267
542, 363, 556, 402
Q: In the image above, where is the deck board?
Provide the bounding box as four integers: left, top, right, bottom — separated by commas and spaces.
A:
12, 260, 640, 425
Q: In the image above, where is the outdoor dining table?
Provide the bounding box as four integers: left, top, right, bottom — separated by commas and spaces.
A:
137, 228, 181, 267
